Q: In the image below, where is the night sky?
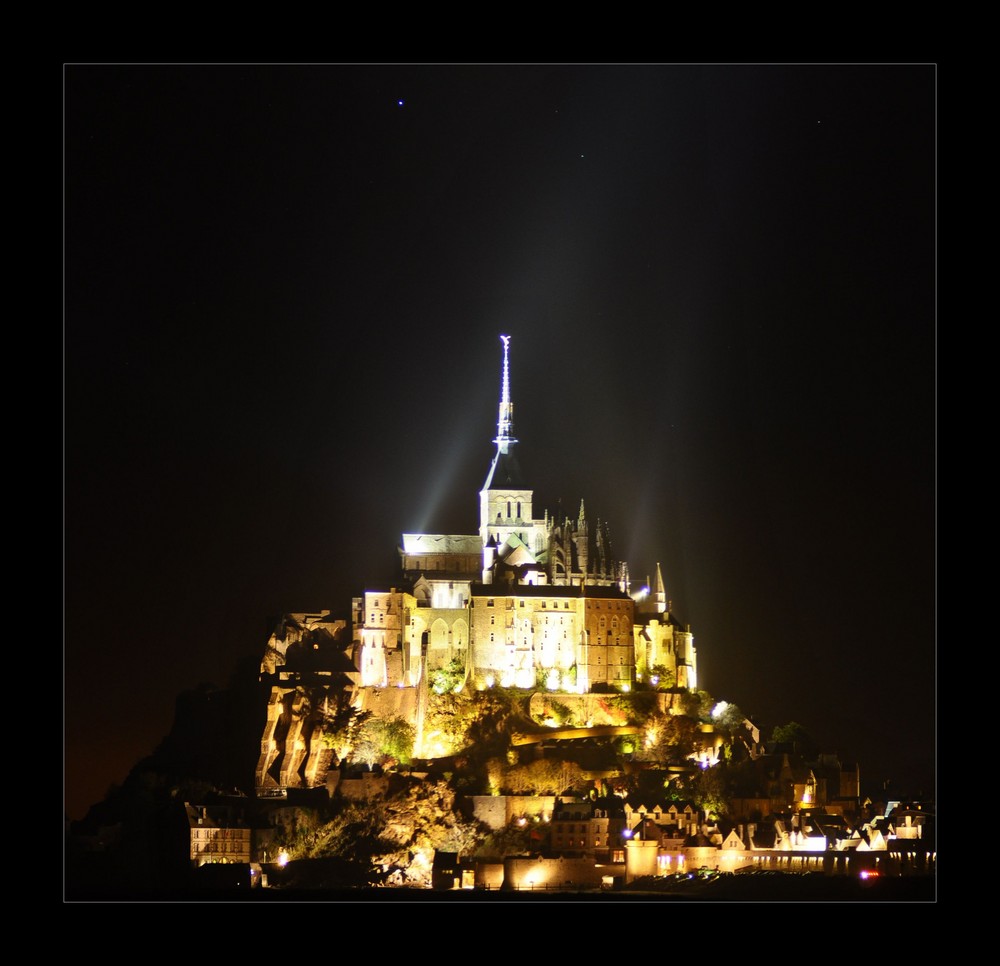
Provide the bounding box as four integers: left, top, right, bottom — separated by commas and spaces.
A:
65, 64, 936, 822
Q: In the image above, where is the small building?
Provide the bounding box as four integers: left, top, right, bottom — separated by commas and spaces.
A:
185, 803, 252, 867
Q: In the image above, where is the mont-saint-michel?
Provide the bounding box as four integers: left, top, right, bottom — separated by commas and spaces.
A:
66, 337, 935, 901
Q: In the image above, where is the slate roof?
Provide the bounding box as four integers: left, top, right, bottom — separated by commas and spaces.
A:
482, 449, 528, 490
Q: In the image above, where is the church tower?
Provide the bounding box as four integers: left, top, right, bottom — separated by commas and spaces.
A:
479, 336, 540, 581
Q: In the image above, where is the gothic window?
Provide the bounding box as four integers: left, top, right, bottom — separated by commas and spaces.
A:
507, 501, 511, 517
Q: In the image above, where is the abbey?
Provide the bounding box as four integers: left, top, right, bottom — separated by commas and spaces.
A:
354, 336, 697, 696
256, 336, 698, 793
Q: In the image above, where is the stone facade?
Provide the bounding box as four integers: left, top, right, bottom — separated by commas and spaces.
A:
468, 794, 557, 830
353, 336, 697, 696
185, 803, 252, 867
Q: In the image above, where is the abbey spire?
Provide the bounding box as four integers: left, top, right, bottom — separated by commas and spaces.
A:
480, 335, 533, 570
494, 334, 517, 455
654, 561, 667, 613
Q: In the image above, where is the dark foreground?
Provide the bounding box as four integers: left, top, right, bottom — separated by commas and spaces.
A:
67, 871, 936, 903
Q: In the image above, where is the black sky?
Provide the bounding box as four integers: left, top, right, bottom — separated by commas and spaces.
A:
64, 64, 936, 821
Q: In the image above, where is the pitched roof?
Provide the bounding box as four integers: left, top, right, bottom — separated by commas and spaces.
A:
482, 450, 528, 490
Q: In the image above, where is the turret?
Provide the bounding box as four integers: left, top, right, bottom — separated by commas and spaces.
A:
654, 561, 667, 614
575, 499, 589, 576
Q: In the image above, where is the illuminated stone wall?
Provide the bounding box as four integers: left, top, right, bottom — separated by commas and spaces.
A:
409, 609, 469, 674
474, 860, 505, 889
469, 591, 586, 689
632, 617, 697, 692
466, 586, 638, 691
625, 838, 659, 881
467, 794, 556, 829
502, 854, 607, 891
580, 595, 634, 687
356, 590, 419, 688
479, 486, 540, 553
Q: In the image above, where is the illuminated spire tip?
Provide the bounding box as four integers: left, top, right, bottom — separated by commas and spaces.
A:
494, 334, 517, 452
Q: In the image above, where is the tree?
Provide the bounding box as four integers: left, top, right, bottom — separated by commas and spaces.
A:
649, 664, 675, 689
430, 658, 466, 695
351, 716, 415, 770
711, 701, 746, 737
502, 757, 586, 796
635, 710, 700, 763
475, 820, 538, 859
320, 692, 371, 764
688, 764, 731, 820
678, 689, 715, 721
770, 721, 819, 759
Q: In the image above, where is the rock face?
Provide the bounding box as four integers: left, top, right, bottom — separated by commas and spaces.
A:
255, 612, 357, 795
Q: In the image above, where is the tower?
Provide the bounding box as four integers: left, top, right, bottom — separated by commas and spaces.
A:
479, 336, 542, 580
